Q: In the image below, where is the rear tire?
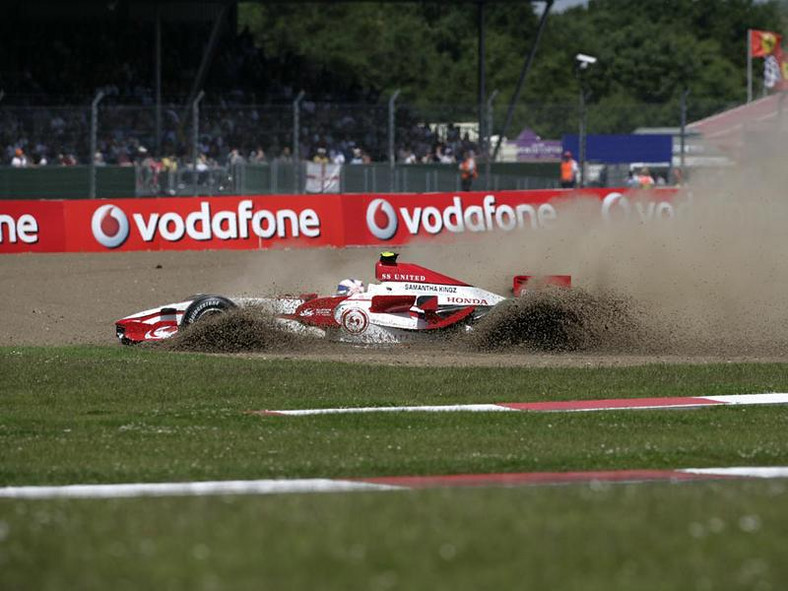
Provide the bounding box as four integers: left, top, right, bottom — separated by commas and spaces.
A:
181, 295, 236, 326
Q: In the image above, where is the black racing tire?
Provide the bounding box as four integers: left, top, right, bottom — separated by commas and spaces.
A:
181, 295, 236, 326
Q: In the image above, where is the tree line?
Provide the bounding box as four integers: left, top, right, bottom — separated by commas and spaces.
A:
239, 0, 785, 136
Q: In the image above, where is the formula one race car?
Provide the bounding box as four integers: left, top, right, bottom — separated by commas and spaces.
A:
115, 252, 570, 345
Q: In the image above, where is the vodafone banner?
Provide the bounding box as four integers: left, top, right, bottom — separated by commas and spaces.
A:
62, 195, 344, 252
0, 189, 680, 254
349, 188, 681, 245
0, 200, 65, 254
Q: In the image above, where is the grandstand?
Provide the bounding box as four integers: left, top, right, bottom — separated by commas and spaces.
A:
1, 1, 736, 197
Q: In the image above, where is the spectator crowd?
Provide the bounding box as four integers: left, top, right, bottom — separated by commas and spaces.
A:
1, 19, 480, 170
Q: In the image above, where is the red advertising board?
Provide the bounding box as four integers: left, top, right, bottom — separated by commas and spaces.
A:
348, 190, 569, 245
62, 194, 345, 252
342, 188, 679, 245
0, 188, 679, 254
0, 200, 66, 253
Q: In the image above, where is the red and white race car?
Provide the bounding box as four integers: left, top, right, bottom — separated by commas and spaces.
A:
115, 252, 570, 345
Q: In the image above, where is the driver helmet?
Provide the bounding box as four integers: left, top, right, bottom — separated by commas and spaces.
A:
336, 278, 365, 296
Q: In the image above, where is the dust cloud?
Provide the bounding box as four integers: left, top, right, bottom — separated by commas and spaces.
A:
215, 151, 788, 356
419, 160, 788, 355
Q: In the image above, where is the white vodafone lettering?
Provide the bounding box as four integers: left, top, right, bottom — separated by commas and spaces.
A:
186, 203, 211, 240
300, 209, 320, 238
367, 191, 683, 240
252, 210, 276, 238
0, 213, 39, 244
130, 200, 321, 242
159, 212, 185, 241
369, 195, 558, 238
400, 208, 421, 234
134, 213, 159, 242
601, 192, 677, 223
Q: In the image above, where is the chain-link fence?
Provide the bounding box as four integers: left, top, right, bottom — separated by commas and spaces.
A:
0, 96, 769, 198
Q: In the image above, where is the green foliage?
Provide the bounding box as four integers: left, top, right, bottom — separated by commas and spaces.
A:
238, 0, 785, 135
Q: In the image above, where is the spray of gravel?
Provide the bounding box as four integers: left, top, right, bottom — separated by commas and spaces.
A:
162, 306, 320, 353
455, 158, 788, 355
177, 146, 788, 356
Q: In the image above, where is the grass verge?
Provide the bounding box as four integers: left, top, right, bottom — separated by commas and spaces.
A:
3, 345, 788, 589
1, 346, 787, 485
2, 481, 786, 590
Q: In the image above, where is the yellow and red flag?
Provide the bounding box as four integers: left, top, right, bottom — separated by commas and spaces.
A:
750, 29, 782, 57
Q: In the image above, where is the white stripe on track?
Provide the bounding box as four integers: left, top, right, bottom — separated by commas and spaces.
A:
0, 479, 400, 500
259, 393, 788, 417
268, 404, 511, 416
680, 467, 788, 478
705, 394, 788, 405
3, 467, 788, 500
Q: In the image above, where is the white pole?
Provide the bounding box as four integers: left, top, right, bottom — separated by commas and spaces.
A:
747, 29, 753, 103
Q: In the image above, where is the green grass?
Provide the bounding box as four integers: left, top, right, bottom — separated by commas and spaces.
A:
2, 481, 787, 590
1, 346, 788, 485
2, 345, 788, 589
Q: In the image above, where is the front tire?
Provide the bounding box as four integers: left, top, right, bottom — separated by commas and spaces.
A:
181, 295, 236, 326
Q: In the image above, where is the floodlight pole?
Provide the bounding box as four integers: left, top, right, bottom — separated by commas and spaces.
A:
293, 90, 305, 192
680, 88, 690, 171
478, 0, 486, 160
184, 2, 228, 110
485, 89, 498, 189
575, 55, 596, 188
89, 90, 105, 198
388, 89, 401, 191
192, 90, 205, 196
155, 5, 162, 156
493, 0, 553, 162
578, 85, 587, 187
747, 29, 753, 103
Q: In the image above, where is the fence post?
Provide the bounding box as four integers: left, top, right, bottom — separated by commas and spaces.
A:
578, 87, 588, 187
154, 5, 162, 156
679, 88, 690, 173
292, 91, 305, 193
191, 91, 205, 196
388, 89, 401, 192
89, 90, 105, 198
485, 89, 498, 190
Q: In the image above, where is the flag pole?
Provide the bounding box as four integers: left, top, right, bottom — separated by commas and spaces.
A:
748, 29, 753, 102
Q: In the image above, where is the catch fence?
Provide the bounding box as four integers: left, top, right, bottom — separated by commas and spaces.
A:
0, 96, 741, 198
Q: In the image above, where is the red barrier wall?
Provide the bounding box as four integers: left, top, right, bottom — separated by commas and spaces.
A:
0, 189, 679, 254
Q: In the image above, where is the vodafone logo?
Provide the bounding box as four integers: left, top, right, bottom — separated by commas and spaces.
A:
91, 200, 321, 248
365, 195, 557, 241
601, 192, 678, 223
600, 192, 630, 221
366, 198, 398, 240
92, 204, 130, 249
